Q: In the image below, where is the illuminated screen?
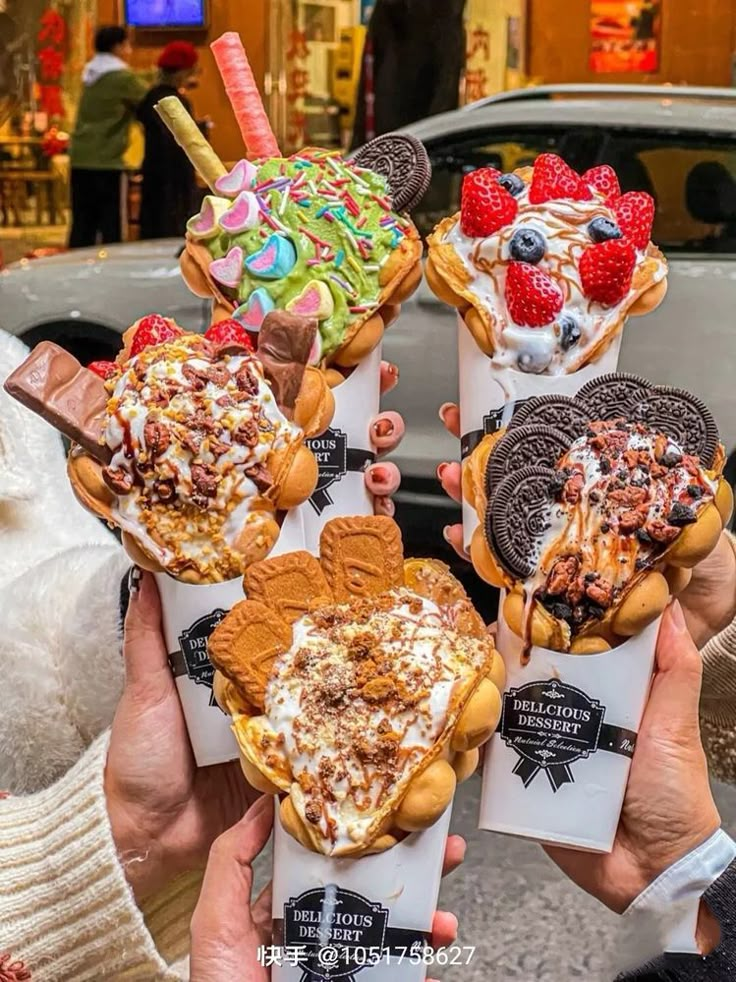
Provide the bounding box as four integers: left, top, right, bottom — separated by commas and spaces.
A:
124, 0, 207, 29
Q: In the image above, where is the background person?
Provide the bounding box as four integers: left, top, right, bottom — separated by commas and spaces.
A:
137, 41, 201, 240
68, 26, 146, 248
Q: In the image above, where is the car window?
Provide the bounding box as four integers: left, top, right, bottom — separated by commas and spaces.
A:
413, 127, 599, 239
597, 129, 736, 254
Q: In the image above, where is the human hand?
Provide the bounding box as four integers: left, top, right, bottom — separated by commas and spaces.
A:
435, 402, 736, 644
105, 571, 259, 902
364, 360, 405, 518
545, 602, 720, 914
190, 795, 466, 981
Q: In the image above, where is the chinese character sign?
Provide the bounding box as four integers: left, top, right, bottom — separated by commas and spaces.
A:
589, 0, 661, 73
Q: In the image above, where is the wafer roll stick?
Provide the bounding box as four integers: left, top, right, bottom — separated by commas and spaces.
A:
211, 32, 280, 158
155, 96, 227, 192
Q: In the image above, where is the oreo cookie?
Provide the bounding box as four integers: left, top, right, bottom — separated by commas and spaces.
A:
507, 395, 590, 442
634, 387, 719, 467
487, 466, 556, 580
577, 372, 652, 421
487, 424, 571, 500
351, 134, 432, 213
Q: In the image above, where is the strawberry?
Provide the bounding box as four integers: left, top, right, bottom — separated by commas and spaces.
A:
613, 191, 655, 250
205, 319, 254, 350
461, 170, 517, 237
529, 153, 592, 204
130, 314, 183, 357
87, 360, 118, 381
505, 261, 564, 327
580, 240, 636, 306
582, 164, 620, 201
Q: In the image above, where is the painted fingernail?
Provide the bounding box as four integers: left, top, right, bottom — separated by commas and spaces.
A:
438, 402, 453, 423
436, 462, 449, 482
370, 465, 390, 485
373, 418, 394, 439
442, 525, 452, 543
670, 599, 687, 633
387, 363, 399, 379
128, 565, 142, 596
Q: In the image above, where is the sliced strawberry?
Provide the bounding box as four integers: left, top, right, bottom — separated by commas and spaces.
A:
582, 164, 620, 201
580, 239, 636, 306
205, 319, 254, 350
130, 314, 183, 357
529, 153, 592, 204
613, 191, 655, 250
87, 360, 118, 381
461, 170, 517, 237
505, 261, 564, 327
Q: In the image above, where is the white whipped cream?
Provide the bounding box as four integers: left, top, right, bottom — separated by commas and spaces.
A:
444, 184, 667, 375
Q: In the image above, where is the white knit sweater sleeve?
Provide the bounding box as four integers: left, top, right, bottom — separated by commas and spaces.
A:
0, 732, 201, 981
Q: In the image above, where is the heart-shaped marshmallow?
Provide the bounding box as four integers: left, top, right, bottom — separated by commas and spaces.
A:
286, 280, 335, 321
245, 234, 297, 280
233, 288, 275, 333
186, 195, 230, 240
209, 246, 244, 289
219, 191, 261, 234
214, 159, 258, 198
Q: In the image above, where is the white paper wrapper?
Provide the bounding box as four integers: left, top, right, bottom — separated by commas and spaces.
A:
298, 343, 382, 555
457, 316, 624, 551
479, 605, 659, 852
154, 508, 306, 768
272, 804, 451, 981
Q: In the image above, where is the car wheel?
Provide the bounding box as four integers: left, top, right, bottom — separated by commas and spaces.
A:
19, 320, 121, 365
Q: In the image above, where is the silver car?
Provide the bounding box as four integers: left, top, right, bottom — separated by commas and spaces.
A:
3, 84, 736, 556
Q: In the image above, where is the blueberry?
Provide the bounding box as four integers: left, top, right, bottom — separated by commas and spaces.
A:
588, 217, 622, 243
559, 316, 581, 351
498, 173, 525, 196
509, 228, 546, 264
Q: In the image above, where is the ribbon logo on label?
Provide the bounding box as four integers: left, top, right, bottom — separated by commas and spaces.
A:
282, 885, 388, 980
170, 609, 228, 708
500, 679, 606, 791
460, 398, 531, 459
306, 427, 375, 515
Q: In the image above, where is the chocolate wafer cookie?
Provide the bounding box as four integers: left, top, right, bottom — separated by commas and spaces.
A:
488, 466, 555, 579
507, 395, 590, 442
577, 372, 652, 421
487, 424, 570, 499
634, 387, 719, 467
352, 134, 432, 213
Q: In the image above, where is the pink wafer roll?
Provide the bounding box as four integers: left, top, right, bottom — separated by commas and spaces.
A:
211, 32, 280, 159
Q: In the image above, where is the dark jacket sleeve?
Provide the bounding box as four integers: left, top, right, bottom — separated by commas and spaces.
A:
616, 859, 736, 981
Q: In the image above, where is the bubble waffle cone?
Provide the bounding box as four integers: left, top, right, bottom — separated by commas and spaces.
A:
466, 374, 731, 654
180, 150, 423, 374
208, 516, 503, 856
427, 156, 668, 375
6, 316, 334, 584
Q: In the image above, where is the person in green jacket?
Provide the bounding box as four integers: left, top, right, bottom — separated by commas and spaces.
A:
69, 26, 146, 248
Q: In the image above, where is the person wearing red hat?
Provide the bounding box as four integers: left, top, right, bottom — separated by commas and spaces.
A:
137, 41, 201, 240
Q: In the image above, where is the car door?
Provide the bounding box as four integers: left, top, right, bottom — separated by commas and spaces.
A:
591, 126, 736, 455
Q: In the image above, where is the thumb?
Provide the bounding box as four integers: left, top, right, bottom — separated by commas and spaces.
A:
192, 795, 274, 941
123, 569, 171, 688
645, 601, 703, 735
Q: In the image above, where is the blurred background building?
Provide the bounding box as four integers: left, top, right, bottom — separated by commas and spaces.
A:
1, 0, 736, 255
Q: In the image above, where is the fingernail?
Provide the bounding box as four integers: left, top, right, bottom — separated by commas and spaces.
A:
373, 418, 394, 439
436, 462, 449, 482
128, 565, 142, 596
370, 465, 389, 485
670, 599, 687, 633
438, 402, 453, 424
442, 525, 452, 543
387, 363, 399, 379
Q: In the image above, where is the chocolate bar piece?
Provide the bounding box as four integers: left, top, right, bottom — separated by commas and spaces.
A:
3, 341, 111, 463
257, 311, 317, 415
